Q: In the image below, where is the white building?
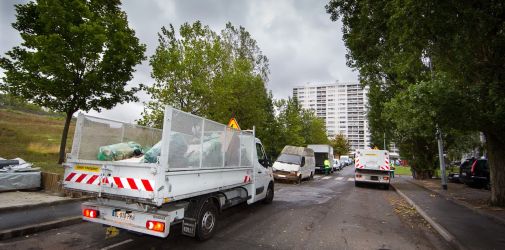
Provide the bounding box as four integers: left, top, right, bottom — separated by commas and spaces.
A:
292, 82, 371, 151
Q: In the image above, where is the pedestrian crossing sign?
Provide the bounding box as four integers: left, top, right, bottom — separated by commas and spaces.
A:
228, 118, 241, 130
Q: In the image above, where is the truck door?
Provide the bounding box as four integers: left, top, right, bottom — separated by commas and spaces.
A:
253, 142, 270, 202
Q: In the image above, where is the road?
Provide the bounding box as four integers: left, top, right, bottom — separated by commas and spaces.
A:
0, 167, 450, 250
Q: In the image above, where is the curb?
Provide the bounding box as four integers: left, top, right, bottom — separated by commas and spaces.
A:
0, 216, 82, 241
0, 197, 91, 213
390, 183, 465, 250
407, 180, 505, 226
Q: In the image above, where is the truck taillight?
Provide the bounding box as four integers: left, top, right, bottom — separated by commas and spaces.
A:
83, 209, 99, 218
146, 220, 165, 232
383, 176, 389, 180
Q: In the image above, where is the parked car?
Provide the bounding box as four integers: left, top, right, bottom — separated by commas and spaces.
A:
333, 159, 342, 171
459, 158, 490, 189
448, 172, 461, 183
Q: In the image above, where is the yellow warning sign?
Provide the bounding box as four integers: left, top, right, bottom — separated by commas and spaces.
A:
75, 165, 100, 172
227, 118, 241, 130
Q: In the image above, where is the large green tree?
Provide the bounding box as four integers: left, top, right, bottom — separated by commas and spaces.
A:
0, 0, 145, 164
327, 0, 505, 205
140, 21, 275, 156
301, 109, 329, 145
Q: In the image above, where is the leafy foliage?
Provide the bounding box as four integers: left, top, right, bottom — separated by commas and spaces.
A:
140, 21, 277, 155
330, 133, 350, 157
1, 0, 145, 163
327, 0, 505, 205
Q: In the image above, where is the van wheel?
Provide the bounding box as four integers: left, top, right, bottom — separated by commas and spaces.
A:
297, 175, 302, 185
310, 172, 314, 180
263, 183, 274, 204
195, 199, 218, 241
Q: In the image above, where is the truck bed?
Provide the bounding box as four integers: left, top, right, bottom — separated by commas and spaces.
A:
64, 107, 256, 206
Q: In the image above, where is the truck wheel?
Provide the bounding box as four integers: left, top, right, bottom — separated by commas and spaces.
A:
195, 199, 218, 241
263, 183, 274, 204
310, 172, 314, 180
383, 184, 390, 190
297, 175, 302, 185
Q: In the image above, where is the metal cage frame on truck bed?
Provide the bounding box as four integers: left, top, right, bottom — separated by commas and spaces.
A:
64, 106, 256, 206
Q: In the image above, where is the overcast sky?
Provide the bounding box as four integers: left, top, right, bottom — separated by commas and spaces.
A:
0, 0, 358, 122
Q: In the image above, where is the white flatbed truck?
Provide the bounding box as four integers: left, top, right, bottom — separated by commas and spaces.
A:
354, 149, 391, 189
63, 107, 274, 240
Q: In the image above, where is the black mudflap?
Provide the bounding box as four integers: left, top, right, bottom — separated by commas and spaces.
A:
182, 218, 197, 237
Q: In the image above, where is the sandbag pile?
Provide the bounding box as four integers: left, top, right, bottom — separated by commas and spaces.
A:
97, 141, 143, 161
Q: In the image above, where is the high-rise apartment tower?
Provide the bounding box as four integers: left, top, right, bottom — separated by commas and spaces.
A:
293, 82, 371, 151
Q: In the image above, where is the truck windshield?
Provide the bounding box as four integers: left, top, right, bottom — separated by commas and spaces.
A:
276, 154, 302, 165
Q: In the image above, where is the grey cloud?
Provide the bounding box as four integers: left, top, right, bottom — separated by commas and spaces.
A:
1, 0, 357, 122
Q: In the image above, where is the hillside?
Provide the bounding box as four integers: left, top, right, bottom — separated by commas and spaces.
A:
0, 108, 75, 174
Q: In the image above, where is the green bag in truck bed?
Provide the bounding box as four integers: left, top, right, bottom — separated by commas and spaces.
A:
97, 141, 142, 161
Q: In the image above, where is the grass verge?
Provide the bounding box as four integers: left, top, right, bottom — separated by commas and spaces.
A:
0, 108, 75, 175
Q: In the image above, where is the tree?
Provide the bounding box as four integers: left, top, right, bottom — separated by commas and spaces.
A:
301, 109, 329, 145
327, 0, 505, 206
330, 133, 350, 157
0, 0, 146, 163
140, 21, 276, 156
274, 98, 305, 147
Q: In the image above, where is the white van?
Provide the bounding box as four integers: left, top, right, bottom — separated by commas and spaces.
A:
273, 146, 315, 183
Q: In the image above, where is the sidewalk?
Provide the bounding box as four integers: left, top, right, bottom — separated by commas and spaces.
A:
410, 177, 505, 224
391, 176, 505, 250
0, 191, 88, 240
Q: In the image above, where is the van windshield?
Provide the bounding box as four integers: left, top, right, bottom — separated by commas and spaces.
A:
276, 154, 302, 165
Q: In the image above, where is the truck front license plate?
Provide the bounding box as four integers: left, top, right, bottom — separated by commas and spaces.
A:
277, 174, 286, 178
371, 176, 378, 181
112, 209, 135, 221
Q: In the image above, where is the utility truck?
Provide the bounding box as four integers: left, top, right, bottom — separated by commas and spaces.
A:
307, 144, 334, 173
354, 149, 391, 189
63, 107, 274, 240
272, 145, 315, 183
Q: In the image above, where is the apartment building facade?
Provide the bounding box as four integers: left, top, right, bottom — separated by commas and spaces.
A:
292, 82, 371, 151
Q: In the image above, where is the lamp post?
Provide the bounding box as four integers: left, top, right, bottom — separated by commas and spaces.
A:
436, 125, 448, 190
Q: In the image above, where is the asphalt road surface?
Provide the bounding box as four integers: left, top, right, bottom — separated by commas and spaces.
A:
0, 166, 451, 250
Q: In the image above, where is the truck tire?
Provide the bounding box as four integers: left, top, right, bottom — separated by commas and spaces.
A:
263, 183, 274, 204
297, 175, 302, 185
310, 172, 314, 180
195, 199, 218, 241
384, 184, 390, 190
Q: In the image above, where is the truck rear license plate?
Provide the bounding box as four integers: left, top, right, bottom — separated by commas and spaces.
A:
371, 176, 378, 180
112, 209, 135, 221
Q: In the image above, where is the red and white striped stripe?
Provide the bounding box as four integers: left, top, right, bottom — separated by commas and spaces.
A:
243, 175, 251, 183
64, 172, 154, 192
64, 172, 101, 185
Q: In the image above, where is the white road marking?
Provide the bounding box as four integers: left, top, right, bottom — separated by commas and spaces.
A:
347, 178, 355, 181
101, 239, 134, 250
322, 176, 331, 180
336, 177, 344, 181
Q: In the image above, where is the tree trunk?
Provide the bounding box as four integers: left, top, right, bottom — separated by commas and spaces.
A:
486, 132, 505, 207
58, 111, 74, 164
